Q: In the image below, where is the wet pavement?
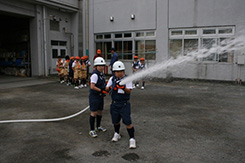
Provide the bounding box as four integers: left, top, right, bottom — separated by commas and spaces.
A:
0, 75, 245, 163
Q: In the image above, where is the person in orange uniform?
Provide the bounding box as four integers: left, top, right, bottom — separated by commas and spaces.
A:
72, 56, 81, 89
93, 49, 103, 61
79, 56, 87, 88
68, 56, 75, 86
56, 56, 64, 84
139, 57, 147, 90
132, 56, 140, 87
63, 55, 70, 86
84, 55, 91, 81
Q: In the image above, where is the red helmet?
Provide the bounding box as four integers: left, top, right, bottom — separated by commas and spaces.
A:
84, 55, 88, 59
81, 56, 85, 60
140, 57, 145, 61
134, 56, 138, 59
75, 56, 80, 60
97, 49, 101, 54
70, 56, 74, 60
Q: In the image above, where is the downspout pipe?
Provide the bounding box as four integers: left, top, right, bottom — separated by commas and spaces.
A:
43, 6, 48, 76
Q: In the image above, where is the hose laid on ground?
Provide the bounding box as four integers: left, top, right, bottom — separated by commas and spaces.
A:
0, 106, 90, 124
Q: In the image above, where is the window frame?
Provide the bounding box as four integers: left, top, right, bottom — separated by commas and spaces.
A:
95, 31, 156, 61
218, 27, 235, 35
51, 40, 67, 58
169, 26, 235, 63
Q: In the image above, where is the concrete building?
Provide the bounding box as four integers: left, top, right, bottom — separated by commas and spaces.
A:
87, 0, 245, 82
1, 0, 245, 82
0, 0, 82, 76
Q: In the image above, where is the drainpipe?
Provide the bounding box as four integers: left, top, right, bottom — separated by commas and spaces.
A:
43, 6, 48, 76
83, 0, 89, 57
86, 0, 89, 54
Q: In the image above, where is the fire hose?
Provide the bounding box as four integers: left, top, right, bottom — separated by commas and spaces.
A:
0, 106, 89, 124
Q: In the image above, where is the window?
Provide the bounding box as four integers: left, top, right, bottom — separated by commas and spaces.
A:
94, 30, 156, 61
185, 30, 197, 35
124, 33, 132, 38
50, 20, 59, 31
113, 41, 133, 60
219, 28, 233, 34
136, 32, 144, 37
135, 40, 145, 58
60, 49, 66, 58
96, 42, 113, 60
203, 29, 216, 35
104, 42, 112, 60
219, 38, 234, 62
51, 40, 67, 58
52, 49, 58, 58
52, 48, 67, 58
51, 41, 59, 46
184, 39, 198, 55
135, 40, 156, 60
115, 41, 123, 59
145, 40, 156, 60
59, 41, 66, 46
169, 26, 235, 63
123, 41, 133, 60
201, 38, 217, 61
171, 30, 182, 36
146, 31, 155, 37
96, 35, 103, 39
170, 40, 182, 59
104, 34, 111, 39
96, 42, 103, 52
51, 41, 67, 46
115, 33, 122, 38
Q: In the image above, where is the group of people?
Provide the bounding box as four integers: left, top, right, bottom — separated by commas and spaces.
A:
56, 55, 91, 89
56, 48, 148, 149
132, 56, 147, 89
92, 47, 147, 89
89, 56, 136, 149
56, 48, 147, 90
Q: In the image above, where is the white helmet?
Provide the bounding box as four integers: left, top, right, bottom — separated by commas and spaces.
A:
113, 61, 125, 71
94, 57, 106, 66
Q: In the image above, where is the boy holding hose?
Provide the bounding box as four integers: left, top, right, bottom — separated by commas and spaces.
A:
105, 61, 136, 149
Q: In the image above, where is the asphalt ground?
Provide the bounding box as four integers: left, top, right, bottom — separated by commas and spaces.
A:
0, 75, 245, 163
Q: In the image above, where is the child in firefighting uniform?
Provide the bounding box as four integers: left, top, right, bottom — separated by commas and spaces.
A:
63, 55, 70, 86
132, 56, 140, 88
88, 57, 107, 138
79, 56, 87, 88
105, 61, 136, 149
56, 56, 65, 83
139, 57, 147, 90
84, 55, 91, 81
69, 56, 74, 86
72, 56, 81, 89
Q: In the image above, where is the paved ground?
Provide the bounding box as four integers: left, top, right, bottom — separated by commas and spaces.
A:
0, 75, 56, 89
0, 75, 245, 163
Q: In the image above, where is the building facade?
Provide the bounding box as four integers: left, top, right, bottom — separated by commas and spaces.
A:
0, 0, 82, 76
87, 0, 245, 82
1, 0, 245, 82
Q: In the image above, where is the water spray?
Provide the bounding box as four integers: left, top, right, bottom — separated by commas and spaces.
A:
1, 33, 245, 124
120, 31, 245, 85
